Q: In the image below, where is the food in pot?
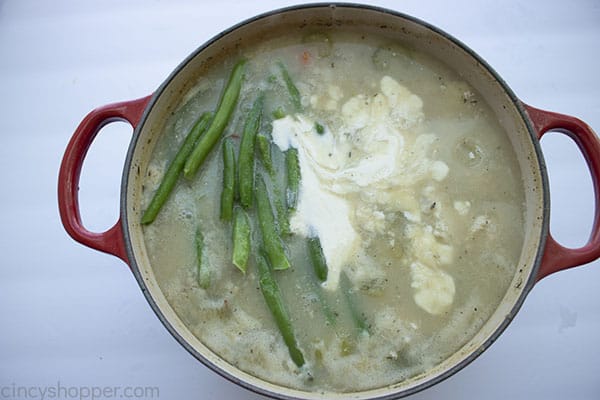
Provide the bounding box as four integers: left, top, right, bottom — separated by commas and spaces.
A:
140, 29, 525, 392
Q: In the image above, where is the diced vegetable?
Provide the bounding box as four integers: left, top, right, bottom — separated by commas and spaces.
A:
372, 46, 394, 71
301, 32, 333, 58
183, 59, 246, 179
315, 122, 325, 135
141, 111, 212, 225
372, 44, 412, 72
340, 337, 356, 356
272, 107, 286, 120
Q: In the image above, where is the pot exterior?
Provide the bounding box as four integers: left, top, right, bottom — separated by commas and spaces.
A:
120, 4, 548, 399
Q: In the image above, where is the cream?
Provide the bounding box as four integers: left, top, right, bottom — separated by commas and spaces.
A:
272, 76, 455, 299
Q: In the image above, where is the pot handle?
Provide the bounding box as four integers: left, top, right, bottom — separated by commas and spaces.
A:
524, 103, 600, 281
58, 95, 152, 264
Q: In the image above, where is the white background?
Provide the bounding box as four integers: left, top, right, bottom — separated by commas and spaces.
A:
1, 0, 599, 399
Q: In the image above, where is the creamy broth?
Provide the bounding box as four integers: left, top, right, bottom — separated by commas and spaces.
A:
141, 30, 525, 392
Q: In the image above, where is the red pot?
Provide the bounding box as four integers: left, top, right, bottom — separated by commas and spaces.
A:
58, 4, 600, 399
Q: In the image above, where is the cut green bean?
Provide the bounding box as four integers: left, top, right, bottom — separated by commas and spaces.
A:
272, 182, 290, 237
238, 94, 264, 209
141, 112, 212, 225
255, 176, 291, 270
232, 207, 251, 273
220, 138, 236, 221
305, 236, 335, 323
315, 122, 325, 135
340, 272, 369, 334
256, 133, 274, 176
196, 229, 210, 289
307, 236, 328, 282
256, 136, 289, 236
309, 279, 336, 325
183, 59, 246, 179
285, 148, 300, 211
256, 249, 305, 367
277, 61, 302, 111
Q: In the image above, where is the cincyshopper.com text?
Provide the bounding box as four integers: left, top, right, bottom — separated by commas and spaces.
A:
0, 382, 159, 400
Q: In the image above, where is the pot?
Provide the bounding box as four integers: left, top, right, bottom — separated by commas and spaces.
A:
58, 3, 600, 399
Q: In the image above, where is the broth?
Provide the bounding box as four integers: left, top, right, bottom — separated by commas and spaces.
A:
141, 30, 525, 392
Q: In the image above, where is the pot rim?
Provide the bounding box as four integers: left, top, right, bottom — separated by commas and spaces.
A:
120, 3, 549, 399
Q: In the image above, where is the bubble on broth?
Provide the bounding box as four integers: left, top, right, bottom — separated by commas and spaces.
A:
455, 137, 486, 168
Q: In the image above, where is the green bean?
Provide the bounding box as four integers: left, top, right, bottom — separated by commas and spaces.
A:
256, 249, 305, 367
256, 133, 274, 176
220, 138, 236, 221
255, 176, 291, 270
272, 182, 290, 237
196, 229, 210, 289
306, 276, 336, 325
141, 112, 212, 225
315, 286, 337, 325
238, 94, 264, 209
315, 122, 325, 135
304, 236, 335, 324
340, 272, 370, 334
183, 59, 246, 179
232, 206, 251, 273
256, 135, 289, 236
285, 148, 300, 211
307, 236, 328, 282
277, 61, 302, 111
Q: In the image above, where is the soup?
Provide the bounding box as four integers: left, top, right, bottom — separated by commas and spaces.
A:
141, 29, 525, 392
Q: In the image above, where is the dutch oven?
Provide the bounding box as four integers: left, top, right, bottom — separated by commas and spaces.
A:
58, 4, 600, 399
